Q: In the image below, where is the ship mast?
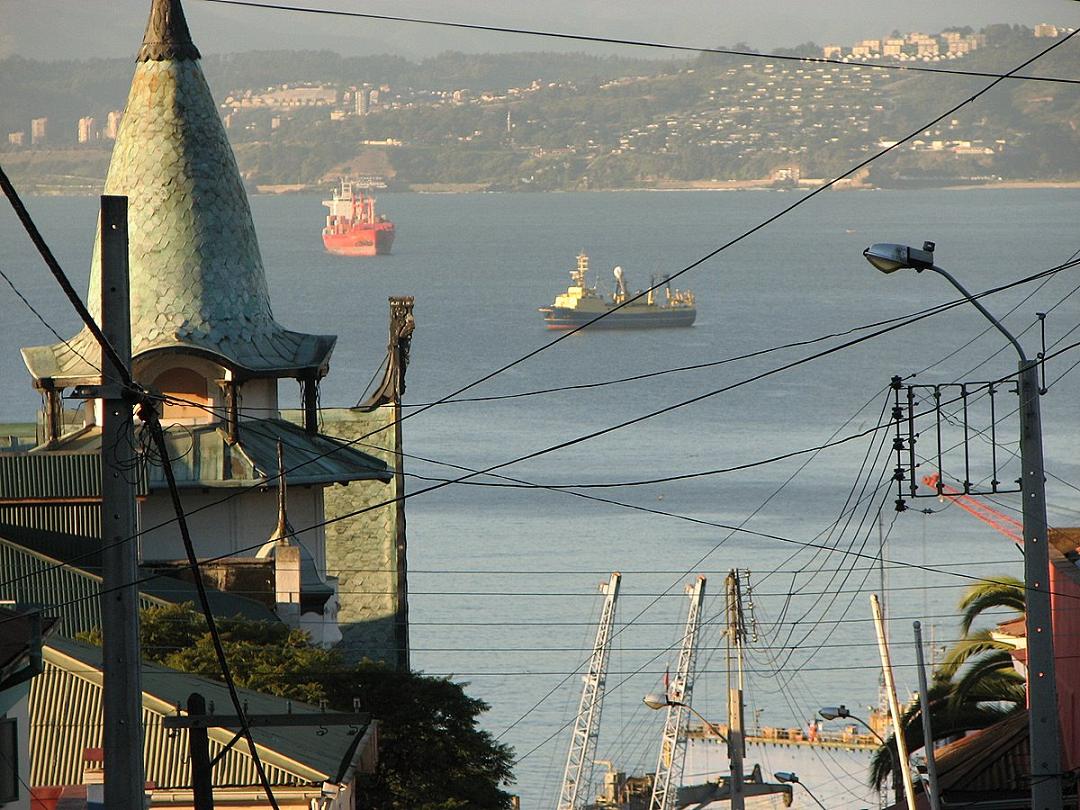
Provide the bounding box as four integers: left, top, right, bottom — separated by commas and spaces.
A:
649, 576, 706, 810
572, 252, 589, 289
555, 572, 622, 810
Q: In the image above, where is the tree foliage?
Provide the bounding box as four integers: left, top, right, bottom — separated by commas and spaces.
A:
867, 576, 1025, 790
80, 603, 516, 809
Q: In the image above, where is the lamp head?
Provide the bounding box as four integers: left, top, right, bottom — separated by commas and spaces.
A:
774, 771, 800, 785
819, 705, 850, 721
864, 241, 936, 273
643, 692, 670, 711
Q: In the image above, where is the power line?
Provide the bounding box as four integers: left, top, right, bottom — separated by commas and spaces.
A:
4, 55, 1065, 603
6, 32, 1076, 781
0, 166, 132, 390
196, 0, 1080, 86
0, 264, 101, 375
0, 177, 282, 807
142, 415, 282, 810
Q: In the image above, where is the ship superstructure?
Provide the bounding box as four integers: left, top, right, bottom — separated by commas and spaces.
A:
322, 179, 396, 256
539, 253, 696, 330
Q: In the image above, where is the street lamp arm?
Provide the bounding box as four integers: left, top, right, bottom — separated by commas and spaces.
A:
926, 264, 1027, 363
820, 708, 900, 784
683, 702, 729, 743
642, 693, 728, 742
852, 716, 904, 789
798, 783, 828, 810
849, 714, 887, 748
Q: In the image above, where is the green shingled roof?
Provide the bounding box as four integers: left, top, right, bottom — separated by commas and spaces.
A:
22, 17, 335, 387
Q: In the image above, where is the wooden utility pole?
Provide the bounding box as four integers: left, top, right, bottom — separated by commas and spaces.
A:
726, 571, 745, 810
871, 594, 916, 810
187, 694, 215, 810
165, 701, 370, 805
98, 195, 146, 807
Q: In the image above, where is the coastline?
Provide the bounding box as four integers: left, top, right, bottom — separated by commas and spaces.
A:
9, 177, 1079, 197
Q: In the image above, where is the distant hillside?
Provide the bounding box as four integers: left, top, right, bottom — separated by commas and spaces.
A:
3, 27, 1077, 193
0, 49, 672, 139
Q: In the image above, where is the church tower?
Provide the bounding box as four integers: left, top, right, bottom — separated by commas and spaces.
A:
18, 0, 394, 648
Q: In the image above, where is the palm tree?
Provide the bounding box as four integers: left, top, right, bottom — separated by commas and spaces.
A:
868, 575, 1026, 790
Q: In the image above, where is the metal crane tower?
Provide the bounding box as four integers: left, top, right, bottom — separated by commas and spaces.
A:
649, 575, 706, 810
555, 572, 622, 810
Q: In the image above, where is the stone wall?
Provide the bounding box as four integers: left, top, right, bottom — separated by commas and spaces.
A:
289, 406, 406, 668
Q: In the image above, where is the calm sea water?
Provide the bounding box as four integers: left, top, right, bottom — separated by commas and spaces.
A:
3, 188, 1080, 808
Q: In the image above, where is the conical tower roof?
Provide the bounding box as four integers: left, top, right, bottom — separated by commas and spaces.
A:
22, 0, 335, 388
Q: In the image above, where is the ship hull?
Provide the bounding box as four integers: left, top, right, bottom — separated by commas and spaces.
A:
322, 225, 395, 256
539, 305, 696, 330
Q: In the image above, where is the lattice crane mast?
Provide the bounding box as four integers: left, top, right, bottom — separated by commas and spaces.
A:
649, 575, 707, 810
555, 572, 622, 810
923, 473, 1022, 546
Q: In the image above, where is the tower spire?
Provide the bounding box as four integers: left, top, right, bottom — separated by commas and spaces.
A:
138, 0, 201, 62
269, 440, 295, 546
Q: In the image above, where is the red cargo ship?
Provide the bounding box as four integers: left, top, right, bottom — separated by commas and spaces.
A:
321, 179, 395, 256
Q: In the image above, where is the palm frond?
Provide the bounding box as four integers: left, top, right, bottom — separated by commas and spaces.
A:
958, 576, 1024, 635
936, 629, 1013, 679
868, 701, 1021, 790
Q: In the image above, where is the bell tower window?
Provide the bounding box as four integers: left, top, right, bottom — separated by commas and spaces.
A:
151, 367, 211, 423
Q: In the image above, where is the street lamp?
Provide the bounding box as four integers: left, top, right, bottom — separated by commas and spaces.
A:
865, 241, 1062, 810
819, 706, 889, 746
774, 771, 827, 810
819, 706, 900, 801
642, 693, 728, 742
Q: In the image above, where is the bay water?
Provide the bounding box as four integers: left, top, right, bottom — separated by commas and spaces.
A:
2, 188, 1079, 807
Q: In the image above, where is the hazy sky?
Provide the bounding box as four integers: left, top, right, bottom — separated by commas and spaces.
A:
0, 0, 1076, 61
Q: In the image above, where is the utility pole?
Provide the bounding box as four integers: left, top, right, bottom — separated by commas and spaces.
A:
187, 694, 215, 810
165, 700, 370, 807
1017, 357, 1062, 810
98, 195, 146, 807
865, 242, 1063, 810
871, 595, 916, 810
913, 622, 941, 810
726, 571, 746, 810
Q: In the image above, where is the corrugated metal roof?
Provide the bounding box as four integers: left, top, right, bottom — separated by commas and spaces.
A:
0, 535, 279, 639
36, 420, 389, 488
0, 451, 150, 500
1, 454, 92, 500
0, 508, 101, 562
30, 638, 368, 788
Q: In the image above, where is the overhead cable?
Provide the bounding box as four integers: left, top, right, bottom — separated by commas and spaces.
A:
197, 0, 1080, 86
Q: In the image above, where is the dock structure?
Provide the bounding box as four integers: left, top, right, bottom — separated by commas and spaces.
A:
685, 722, 879, 751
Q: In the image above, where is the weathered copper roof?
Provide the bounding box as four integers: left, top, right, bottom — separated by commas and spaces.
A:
22, 0, 335, 387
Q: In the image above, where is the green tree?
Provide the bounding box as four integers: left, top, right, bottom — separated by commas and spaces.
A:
868, 576, 1025, 790
81, 603, 516, 809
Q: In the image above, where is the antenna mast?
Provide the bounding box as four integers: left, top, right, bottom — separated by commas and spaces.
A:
555, 572, 622, 810
649, 576, 706, 810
